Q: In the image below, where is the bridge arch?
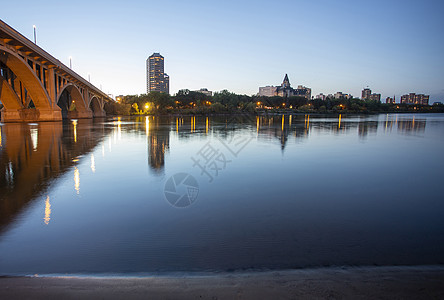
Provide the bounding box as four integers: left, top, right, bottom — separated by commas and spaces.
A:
57, 83, 95, 119
89, 96, 105, 117
0, 75, 23, 110
0, 45, 51, 110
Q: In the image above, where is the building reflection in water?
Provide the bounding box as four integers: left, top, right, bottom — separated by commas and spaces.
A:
256, 114, 310, 151
397, 116, 426, 134
0, 119, 109, 233
146, 116, 170, 175
254, 114, 427, 148
358, 120, 379, 138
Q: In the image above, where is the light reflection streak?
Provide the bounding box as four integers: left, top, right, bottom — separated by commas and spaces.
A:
44, 195, 51, 225
304, 114, 310, 129
191, 116, 196, 132
146, 116, 150, 136
74, 167, 80, 194
30, 128, 38, 151
117, 117, 122, 140
72, 120, 78, 143
90, 154, 96, 173
206, 117, 209, 134
256, 116, 260, 133
338, 114, 342, 129
281, 115, 284, 131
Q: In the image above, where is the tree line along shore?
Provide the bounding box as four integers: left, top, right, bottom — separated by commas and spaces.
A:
106, 90, 444, 116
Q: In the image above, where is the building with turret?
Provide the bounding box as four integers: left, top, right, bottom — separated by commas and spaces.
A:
259, 74, 311, 100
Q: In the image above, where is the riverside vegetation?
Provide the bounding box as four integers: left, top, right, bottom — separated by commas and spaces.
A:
104, 89, 444, 116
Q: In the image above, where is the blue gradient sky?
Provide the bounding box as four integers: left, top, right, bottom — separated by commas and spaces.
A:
1, 0, 443, 101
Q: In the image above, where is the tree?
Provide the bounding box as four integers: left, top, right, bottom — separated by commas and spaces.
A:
146, 91, 173, 111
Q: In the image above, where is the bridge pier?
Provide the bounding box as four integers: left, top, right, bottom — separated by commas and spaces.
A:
67, 110, 93, 119
92, 110, 106, 118
1, 108, 62, 122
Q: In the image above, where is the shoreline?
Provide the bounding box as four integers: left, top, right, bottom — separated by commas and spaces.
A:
2, 265, 444, 299
112, 111, 444, 118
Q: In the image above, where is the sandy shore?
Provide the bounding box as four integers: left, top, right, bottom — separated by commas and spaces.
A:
1, 266, 444, 299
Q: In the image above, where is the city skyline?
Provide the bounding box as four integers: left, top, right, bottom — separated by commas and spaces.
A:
1, 0, 443, 101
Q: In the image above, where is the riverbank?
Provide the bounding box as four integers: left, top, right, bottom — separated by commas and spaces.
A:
113, 109, 444, 118
1, 266, 443, 299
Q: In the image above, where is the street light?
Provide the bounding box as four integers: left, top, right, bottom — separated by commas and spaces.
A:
33, 25, 36, 44
88, 73, 91, 82
69, 56, 72, 69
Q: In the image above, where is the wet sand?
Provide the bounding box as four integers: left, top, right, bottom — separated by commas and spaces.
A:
1, 266, 444, 299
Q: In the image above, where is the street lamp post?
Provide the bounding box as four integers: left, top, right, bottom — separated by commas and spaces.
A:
33, 25, 36, 44
69, 56, 72, 69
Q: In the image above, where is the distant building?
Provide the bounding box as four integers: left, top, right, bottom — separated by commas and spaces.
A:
147, 53, 169, 94
315, 93, 326, 100
361, 88, 372, 100
386, 96, 395, 104
276, 74, 293, 97
400, 93, 429, 105
259, 86, 278, 97
334, 92, 352, 99
194, 88, 213, 97
295, 85, 312, 100
369, 93, 381, 101
258, 74, 311, 100
361, 87, 380, 102
334, 92, 343, 99
164, 73, 170, 94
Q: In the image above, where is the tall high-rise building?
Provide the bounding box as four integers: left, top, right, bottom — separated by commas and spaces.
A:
147, 53, 169, 94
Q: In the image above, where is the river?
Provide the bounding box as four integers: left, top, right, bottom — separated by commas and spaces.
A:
0, 113, 443, 275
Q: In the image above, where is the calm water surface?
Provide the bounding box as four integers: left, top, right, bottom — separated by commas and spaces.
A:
0, 114, 443, 275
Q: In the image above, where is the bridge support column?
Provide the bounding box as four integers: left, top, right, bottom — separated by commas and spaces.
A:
1, 108, 62, 122
93, 109, 106, 118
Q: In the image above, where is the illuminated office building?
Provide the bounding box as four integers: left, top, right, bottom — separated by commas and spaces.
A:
147, 53, 169, 94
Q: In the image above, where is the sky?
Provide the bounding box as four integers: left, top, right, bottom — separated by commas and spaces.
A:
1, 0, 443, 101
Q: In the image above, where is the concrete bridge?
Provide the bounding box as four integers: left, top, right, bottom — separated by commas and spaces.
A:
0, 19, 113, 122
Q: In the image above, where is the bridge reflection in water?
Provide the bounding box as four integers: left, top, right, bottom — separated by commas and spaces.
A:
0, 119, 110, 232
